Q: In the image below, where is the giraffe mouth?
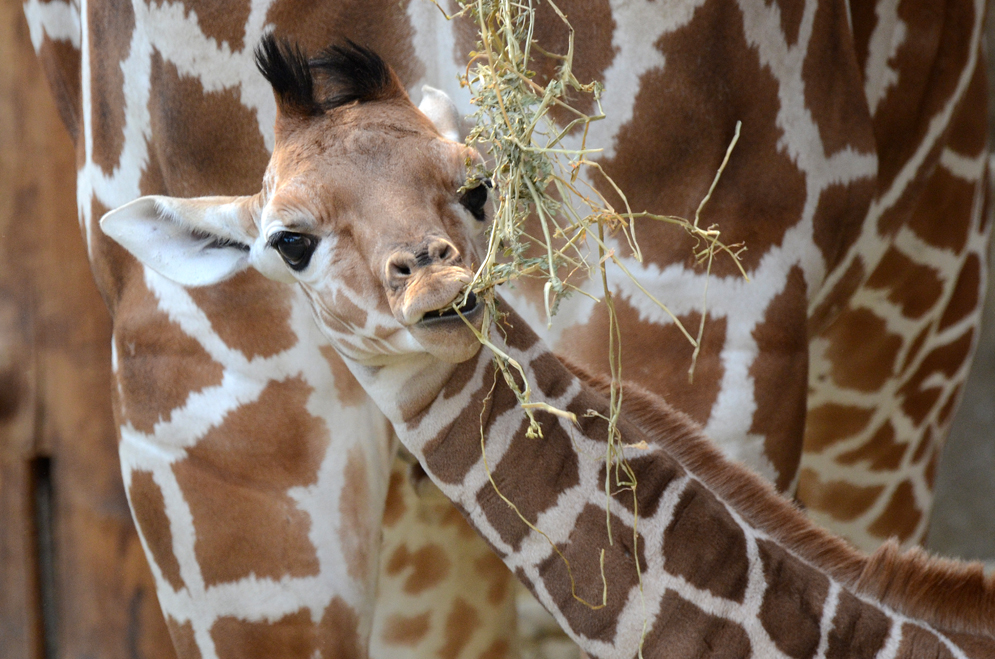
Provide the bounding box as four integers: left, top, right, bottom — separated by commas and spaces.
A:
417, 291, 480, 326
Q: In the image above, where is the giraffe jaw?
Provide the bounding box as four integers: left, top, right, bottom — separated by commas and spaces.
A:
406, 291, 484, 364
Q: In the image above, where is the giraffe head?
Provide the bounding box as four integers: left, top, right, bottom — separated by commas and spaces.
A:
101, 36, 492, 365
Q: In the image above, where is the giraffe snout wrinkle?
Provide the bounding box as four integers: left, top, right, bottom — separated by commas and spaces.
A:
386, 238, 461, 288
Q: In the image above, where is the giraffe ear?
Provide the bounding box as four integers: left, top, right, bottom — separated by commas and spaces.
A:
418, 85, 463, 142
99, 194, 261, 287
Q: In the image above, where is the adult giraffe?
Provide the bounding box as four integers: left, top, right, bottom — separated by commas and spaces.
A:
102, 39, 995, 657
24, 0, 989, 657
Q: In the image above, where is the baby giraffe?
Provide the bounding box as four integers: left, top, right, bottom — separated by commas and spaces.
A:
102, 37, 995, 658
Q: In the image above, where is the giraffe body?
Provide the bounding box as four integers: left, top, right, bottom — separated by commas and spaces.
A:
24, 0, 990, 656
100, 39, 995, 658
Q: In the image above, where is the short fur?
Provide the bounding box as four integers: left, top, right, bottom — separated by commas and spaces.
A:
559, 357, 995, 639
254, 35, 405, 118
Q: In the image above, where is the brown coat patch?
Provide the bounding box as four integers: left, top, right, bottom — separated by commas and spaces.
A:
824, 589, 891, 659
945, 55, 988, 157
477, 409, 580, 552
128, 470, 184, 591
907, 166, 976, 253
599, 0, 806, 276
537, 503, 645, 643
643, 589, 751, 658
898, 328, 974, 426
596, 450, 683, 521
212, 598, 362, 659
802, 0, 875, 158
867, 480, 922, 542
836, 421, 908, 471
384, 543, 452, 595
895, 622, 956, 659
381, 467, 408, 528
795, 468, 884, 522
804, 403, 875, 453
317, 597, 363, 659
758, 539, 829, 659
113, 275, 225, 434
439, 597, 482, 659
338, 445, 373, 581
87, 0, 134, 174
421, 360, 513, 485
663, 480, 749, 603
866, 247, 945, 319
381, 612, 431, 646
811, 179, 877, 276
939, 253, 982, 331
212, 608, 316, 659
900, 323, 933, 376
871, 0, 974, 189
808, 258, 865, 336
750, 266, 808, 490
822, 306, 904, 392
173, 377, 326, 586
475, 552, 513, 606
477, 639, 512, 659
557, 297, 727, 428
187, 270, 298, 360
527, 0, 616, 125
147, 52, 269, 197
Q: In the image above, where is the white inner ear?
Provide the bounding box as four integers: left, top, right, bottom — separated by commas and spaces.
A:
100, 196, 252, 287
418, 85, 463, 142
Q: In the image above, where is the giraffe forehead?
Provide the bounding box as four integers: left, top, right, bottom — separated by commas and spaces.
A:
264, 124, 471, 230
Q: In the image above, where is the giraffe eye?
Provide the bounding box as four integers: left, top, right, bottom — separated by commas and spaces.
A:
460, 179, 491, 221
270, 231, 318, 270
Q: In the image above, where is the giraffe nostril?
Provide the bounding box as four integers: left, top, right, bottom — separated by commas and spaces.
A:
429, 239, 458, 264
387, 253, 417, 281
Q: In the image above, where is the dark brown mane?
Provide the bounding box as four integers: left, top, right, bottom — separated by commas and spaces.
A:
558, 356, 995, 638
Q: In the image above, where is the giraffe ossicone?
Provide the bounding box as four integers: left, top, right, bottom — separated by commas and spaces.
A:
101, 36, 995, 658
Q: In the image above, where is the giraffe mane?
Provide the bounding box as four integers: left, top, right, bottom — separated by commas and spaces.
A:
559, 357, 995, 638
254, 36, 405, 118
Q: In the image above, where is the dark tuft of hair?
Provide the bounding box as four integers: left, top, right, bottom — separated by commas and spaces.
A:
311, 40, 404, 110
254, 35, 404, 118
254, 34, 319, 116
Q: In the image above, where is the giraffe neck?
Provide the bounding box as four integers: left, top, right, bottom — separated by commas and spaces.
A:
346, 300, 995, 658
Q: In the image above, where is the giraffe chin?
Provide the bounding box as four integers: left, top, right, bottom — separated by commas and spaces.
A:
407, 301, 484, 364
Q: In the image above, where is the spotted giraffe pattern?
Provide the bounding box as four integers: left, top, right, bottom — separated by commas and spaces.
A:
24, 0, 989, 658
380, 305, 995, 659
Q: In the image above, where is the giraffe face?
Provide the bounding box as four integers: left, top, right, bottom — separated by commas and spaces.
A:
259, 101, 492, 364
99, 38, 493, 366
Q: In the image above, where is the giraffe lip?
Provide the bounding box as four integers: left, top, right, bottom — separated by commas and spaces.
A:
417, 291, 481, 326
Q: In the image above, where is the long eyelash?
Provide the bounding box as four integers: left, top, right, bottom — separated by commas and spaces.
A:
191, 229, 250, 252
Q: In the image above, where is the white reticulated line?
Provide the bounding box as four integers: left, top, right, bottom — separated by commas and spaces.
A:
940, 147, 987, 182
863, 2, 906, 116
